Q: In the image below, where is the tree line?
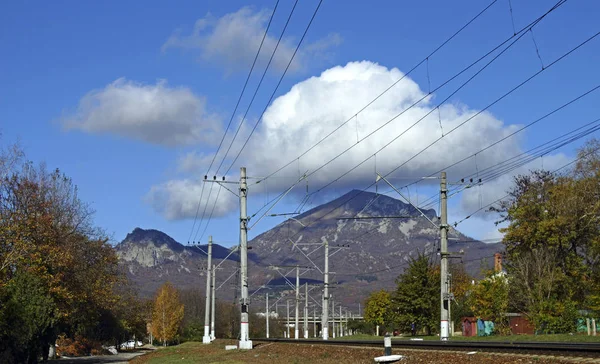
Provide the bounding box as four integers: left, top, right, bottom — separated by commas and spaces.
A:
364, 139, 600, 336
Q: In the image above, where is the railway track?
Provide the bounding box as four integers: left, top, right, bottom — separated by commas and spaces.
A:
255, 338, 600, 357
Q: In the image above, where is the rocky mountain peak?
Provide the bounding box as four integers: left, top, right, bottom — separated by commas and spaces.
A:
116, 227, 191, 268
121, 227, 184, 252
296, 189, 438, 223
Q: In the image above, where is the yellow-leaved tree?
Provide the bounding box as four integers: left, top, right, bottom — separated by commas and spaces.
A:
151, 282, 184, 346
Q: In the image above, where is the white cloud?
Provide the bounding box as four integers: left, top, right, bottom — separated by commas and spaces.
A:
145, 179, 237, 220
61, 78, 220, 147
152, 61, 575, 225
177, 151, 214, 173
162, 6, 341, 72
232, 61, 525, 193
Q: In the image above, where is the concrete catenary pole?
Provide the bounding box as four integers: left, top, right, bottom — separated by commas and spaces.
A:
295, 266, 300, 340
287, 300, 290, 339
332, 296, 336, 339
440, 171, 450, 341
322, 239, 329, 340
266, 293, 269, 338
304, 283, 309, 339
339, 305, 343, 337
203, 236, 213, 344
239, 167, 253, 349
211, 264, 216, 341
313, 305, 317, 338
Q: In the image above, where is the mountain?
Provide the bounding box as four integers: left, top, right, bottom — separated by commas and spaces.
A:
248, 190, 502, 309
116, 190, 503, 311
115, 228, 241, 297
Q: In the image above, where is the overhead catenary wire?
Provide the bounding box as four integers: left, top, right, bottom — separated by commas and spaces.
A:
412, 85, 600, 210
280, 2, 578, 228
196, 0, 325, 240
251, 110, 599, 292
417, 115, 600, 211
186, 0, 281, 247
254, 0, 499, 186
250, 0, 567, 219
245, 0, 591, 294
215, 0, 300, 175
223, 0, 325, 176
257, 17, 593, 268
194, 0, 300, 245
452, 143, 600, 227
317, 16, 596, 202
254, 77, 599, 292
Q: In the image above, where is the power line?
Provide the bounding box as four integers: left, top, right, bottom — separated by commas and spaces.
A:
196, 0, 324, 240
255, 0, 499, 185
251, 0, 567, 219
223, 0, 325, 175
195, 1, 300, 244
215, 0, 300, 175
413, 86, 600, 211
259, 16, 593, 262
253, 79, 599, 288
452, 143, 600, 227
186, 0, 281, 245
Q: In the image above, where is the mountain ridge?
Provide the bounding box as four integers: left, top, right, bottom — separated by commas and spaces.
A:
115, 190, 502, 309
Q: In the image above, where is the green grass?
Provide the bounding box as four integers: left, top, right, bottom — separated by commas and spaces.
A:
335, 333, 600, 343
131, 341, 247, 364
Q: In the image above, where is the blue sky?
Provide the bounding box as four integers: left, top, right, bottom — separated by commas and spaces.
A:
1, 0, 598, 247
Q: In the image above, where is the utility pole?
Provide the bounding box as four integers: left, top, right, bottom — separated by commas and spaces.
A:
211, 264, 216, 341
295, 266, 300, 340
313, 305, 317, 338
266, 293, 269, 339
286, 300, 290, 339
322, 239, 329, 340
440, 171, 449, 341
332, 297, 336, 339
339, 305, 342, 337
203, 236, 213, 344
304, 283, 309, 339
239, 167, 252, 349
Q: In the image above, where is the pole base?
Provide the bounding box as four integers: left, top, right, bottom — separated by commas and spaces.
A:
238, 340, 253, 350
202, 336, 212, 344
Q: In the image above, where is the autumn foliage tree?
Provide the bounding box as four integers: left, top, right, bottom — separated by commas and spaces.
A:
152, 282, 184, 346
492, 138, 600, 329
363, 290, 392, 335
0, 138, 141, 362
468, 270, 510, 335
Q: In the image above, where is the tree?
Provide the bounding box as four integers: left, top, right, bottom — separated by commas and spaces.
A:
151, 282, 184, 346
508, 248, 577, 332
0, 146, 130, 361
390, 253, 440, 335
363, 290, 392, 335
449, 262, 473, 329
469, 270, 510, 335
0, 271, 56, 364
493, 139, 600, 315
